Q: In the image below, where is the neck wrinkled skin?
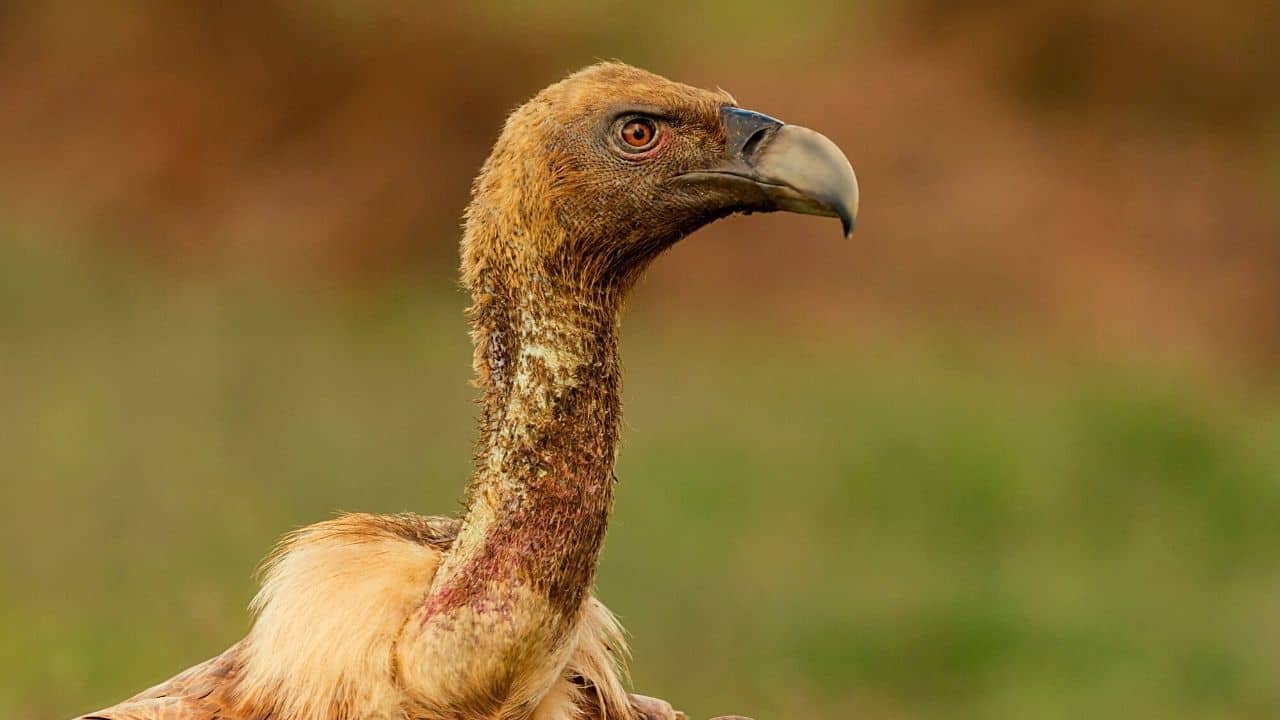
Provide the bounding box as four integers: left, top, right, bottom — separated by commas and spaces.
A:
432, 276, 622, 618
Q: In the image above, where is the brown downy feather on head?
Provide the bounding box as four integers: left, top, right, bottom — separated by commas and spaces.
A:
72, 62, 857, 720
462, 62, 858, 302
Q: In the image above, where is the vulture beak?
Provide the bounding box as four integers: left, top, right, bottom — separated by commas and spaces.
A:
678, 106, 860, 238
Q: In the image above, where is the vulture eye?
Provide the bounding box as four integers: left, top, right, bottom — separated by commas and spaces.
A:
616, 117, 660, 153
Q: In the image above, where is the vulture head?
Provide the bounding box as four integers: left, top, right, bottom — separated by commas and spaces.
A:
463, 62, 859, 294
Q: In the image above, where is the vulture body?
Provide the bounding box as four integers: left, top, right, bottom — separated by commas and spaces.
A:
72, 63, 857, 720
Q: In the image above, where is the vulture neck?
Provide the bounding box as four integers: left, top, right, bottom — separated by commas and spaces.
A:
431, 262, 624, 622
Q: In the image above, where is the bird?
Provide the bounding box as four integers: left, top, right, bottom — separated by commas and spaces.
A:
72, 62, 858, 720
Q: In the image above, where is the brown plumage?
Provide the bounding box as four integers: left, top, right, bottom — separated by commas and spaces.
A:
72, 62, 857, 720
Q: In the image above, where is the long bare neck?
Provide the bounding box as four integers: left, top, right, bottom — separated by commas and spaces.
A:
427, 267, 623, 621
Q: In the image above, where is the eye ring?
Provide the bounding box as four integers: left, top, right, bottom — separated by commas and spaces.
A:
615, 116, 661, 154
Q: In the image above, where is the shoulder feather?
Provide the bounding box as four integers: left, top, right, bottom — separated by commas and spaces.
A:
76, 645, 243, 720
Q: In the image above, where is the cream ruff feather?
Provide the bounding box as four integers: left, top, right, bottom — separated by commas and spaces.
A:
238, 515, 632, 720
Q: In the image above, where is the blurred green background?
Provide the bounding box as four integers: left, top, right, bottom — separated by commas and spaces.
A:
2, 2, 1280, 719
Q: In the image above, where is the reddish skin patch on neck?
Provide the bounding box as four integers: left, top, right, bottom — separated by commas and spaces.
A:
421, 289, 621, 630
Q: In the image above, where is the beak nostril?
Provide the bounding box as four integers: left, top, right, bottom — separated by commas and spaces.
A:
739, 127, 772, 163
720, 106, 783, 163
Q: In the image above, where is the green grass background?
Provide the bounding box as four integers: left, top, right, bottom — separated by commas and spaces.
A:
3, 239, 1280, 720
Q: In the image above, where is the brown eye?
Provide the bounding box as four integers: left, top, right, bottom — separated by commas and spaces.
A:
619, 117, 659, 151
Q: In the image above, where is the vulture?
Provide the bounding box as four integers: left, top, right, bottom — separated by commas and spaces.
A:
72, 62, 858, 720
